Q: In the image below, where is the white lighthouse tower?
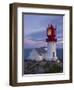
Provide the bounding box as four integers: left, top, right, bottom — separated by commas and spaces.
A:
46, 24, 57, 61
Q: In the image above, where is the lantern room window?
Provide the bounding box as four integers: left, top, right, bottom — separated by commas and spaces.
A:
47, 29, 52, 36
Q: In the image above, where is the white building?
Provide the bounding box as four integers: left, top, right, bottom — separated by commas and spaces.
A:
27, 48, 47, 61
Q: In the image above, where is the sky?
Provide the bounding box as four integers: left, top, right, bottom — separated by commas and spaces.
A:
23, 14, 63, 49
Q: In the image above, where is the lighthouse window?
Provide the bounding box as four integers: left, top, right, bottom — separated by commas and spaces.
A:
48, 29, 51, 35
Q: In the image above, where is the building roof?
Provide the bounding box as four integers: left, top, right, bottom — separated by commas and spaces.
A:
35, 47, 47, 55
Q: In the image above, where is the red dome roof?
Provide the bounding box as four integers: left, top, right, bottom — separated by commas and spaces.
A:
47, 24, 56, 30
46, 24, 57, 42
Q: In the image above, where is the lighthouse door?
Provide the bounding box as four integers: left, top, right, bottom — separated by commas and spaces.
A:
53, 52, 55, 57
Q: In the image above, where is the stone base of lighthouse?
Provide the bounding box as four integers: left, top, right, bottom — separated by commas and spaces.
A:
46, 42, 57, 61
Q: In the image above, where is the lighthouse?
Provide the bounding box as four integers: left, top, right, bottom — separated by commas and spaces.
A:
46, 24, 57, 61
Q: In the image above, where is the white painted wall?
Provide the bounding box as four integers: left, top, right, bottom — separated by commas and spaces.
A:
47, 42, 57, 61
0, 0, 74, 90
28, 49, 43, 61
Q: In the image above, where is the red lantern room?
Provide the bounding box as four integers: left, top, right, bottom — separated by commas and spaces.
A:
46, 24, 57, 42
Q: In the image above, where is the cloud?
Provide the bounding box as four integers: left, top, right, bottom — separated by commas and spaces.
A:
24, 38, 63, 49
24, 39, 47, 48
24, 14, 63, 36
